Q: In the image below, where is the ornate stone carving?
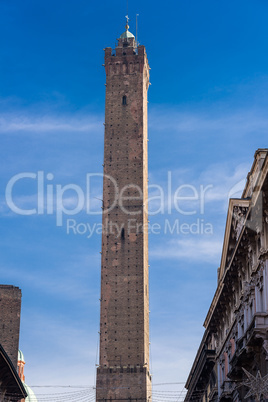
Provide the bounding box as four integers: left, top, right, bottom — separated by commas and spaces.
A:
262, 340, 268, 360
233, 206, 248, 241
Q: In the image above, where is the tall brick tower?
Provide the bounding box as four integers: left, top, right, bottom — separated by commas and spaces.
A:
96, 19, 151, 401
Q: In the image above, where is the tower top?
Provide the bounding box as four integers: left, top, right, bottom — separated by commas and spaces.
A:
119, 15, 135, 40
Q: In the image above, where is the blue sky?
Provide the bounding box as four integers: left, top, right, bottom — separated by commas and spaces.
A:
1, 0, 268, 399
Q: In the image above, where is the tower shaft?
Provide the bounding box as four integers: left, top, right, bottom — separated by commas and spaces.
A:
96, 31, 151, 401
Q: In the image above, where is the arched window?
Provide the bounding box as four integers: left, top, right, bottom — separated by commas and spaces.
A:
122, 95, 127, 105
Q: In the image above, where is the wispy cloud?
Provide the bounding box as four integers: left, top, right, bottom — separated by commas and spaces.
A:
151, 237, 222, 264
149, 106, 268, 137
198, 162, 248, 203
0, 251, 100, 303
0, 113, 102, 134
148, 161, 249, 220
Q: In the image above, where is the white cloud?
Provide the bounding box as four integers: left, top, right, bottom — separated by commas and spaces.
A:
0, 113, 102, 134
149, 106, 268, 137
0, 251, 100, 303
148, 161, 249, 218
198, 162, 249, 203
151, 237, 222, 264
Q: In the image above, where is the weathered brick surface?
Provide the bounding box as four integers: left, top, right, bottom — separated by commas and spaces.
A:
96, 36, 151, 401
0, 285, 21, 368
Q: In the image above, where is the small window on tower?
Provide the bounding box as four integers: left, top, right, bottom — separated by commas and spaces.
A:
122, 95, 127, 106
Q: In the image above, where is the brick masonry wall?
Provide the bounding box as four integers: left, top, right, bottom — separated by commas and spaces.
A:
97, 367, 151, 401
96, 40, 151, 401
0, 285, 22, 368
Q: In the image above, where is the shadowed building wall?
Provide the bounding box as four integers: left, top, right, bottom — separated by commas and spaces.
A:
0, 285, 22, 368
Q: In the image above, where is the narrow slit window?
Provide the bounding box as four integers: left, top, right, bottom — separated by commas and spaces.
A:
122, 95, 127, 105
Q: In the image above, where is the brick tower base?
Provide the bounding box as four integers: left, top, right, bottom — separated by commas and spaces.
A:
96, 366, 151, 401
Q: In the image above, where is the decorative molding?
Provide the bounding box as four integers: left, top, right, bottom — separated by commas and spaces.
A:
233, 206, 248, 241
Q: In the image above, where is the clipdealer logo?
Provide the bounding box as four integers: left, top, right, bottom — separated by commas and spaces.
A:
66, 218, 213, 238
5, 171, 214, 233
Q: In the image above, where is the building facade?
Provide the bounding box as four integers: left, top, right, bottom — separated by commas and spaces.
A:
96, 21, 151, 401
0, 285, 22, 368
0, 286, 27, 401
185, 149, 268, 401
